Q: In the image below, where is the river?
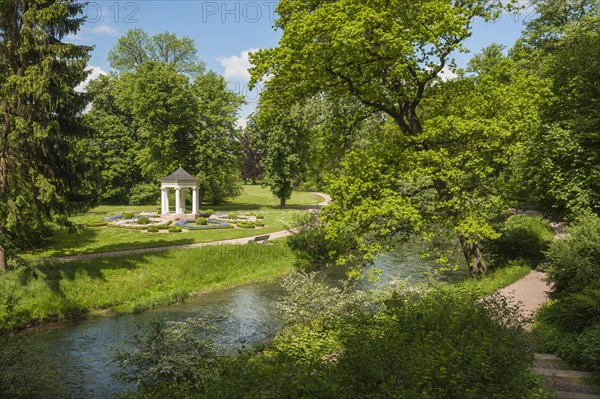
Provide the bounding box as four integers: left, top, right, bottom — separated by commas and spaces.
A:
3, 241, 467, 398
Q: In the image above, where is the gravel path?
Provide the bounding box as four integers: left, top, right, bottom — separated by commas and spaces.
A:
46, 192, 332, 263
498, 270, 552, 322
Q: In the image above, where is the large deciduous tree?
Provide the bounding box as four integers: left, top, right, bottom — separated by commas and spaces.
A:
250, 0, 521, 274
0, 0, 92, 271
108, 28, 204, 76
83, 74, 142, 204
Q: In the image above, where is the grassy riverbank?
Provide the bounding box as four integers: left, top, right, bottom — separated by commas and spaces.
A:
0, 240, 532, 333
1, 240, 296, 331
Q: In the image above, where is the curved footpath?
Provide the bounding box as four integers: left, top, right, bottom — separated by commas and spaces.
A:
498, 263, 599, 398
48, 192, 332, 263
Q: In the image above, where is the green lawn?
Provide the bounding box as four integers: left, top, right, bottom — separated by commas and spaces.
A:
23, 186, 322, 259
1, 241, 296, 331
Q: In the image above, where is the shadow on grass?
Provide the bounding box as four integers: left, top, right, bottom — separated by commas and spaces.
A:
29, 227, 196, 258
35, 250, 172, 299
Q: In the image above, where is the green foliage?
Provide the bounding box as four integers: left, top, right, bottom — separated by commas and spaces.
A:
205, 209, 215, 216
490, 215, 554, 265
114, 317, 218, 394
510, 1, 600, 216
545, 213, 600, 296
108, 28, 204, 75
250, 0, 545, 273
228, 213, 237, 220
236, 221, 256, 229
128, 183, 159, 205
255, 221, 265, 227
0, 335, 67, 398
196, 217, 207, 225
146, 226, 159, 233
286, 213, 338, 266
538, 282, 600, 334
253, 109, 310, 208
137, 216, 150, 225
168, 226, 182, 233
123, 212, 135, 219
83, 74, 143, 205
127, 274, 547, 398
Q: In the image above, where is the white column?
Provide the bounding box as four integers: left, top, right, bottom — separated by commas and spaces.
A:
175, 187, 181, 215
180, 188, 186, 214
161, 188, 168, 214
192, 187, 199, 214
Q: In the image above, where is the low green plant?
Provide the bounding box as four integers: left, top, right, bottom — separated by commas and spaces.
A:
236, 221, 256, 229
546, 213, 600, 296
538, 281, 600, 333
122, 212, 135, 219
86, 221, 108, 227
168, 226, 182, 233
256, 221, 265, 227
196, 217, 207, 225
147, 226, 159, 233
137, 216, 150, 225
228, 212, 237, 220
206, 209, 215, 216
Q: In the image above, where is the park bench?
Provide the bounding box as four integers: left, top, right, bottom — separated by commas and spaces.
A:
249, 234, 270, 244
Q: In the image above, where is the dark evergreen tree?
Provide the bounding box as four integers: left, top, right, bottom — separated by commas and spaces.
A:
0, 0, 92, 270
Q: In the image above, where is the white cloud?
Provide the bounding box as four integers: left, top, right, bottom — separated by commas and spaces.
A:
89, 23, 119, 36
75, 66, 108, 93
439, 66, 458, 81
235, 118, 248, 129
217, 49, 259, 82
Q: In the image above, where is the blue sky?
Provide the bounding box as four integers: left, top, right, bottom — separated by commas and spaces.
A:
70, 1, 535, 125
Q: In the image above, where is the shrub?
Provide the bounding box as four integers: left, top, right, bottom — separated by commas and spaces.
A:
168, 226, 182, 233
146, 226, 159, 233
228, 213, 237, 220
545, 213, 600, 296
137, 216, 150, 225
538, 281, 600, 333
236, 221, 256, 229
287, 213, 333, 266
208, 279, 543, 398
491, 215, 554, 265
256, 221, 265, 227
255, 214, 264, 219
205, 209, 215, 216
196, 217, 207, 225
114, 318, 218, 395
122, 212, 135, 219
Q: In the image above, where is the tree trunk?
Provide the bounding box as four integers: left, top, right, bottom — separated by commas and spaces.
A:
280, 197, 286, 208
0, 243, 6, 272
457, 234, 487, 276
